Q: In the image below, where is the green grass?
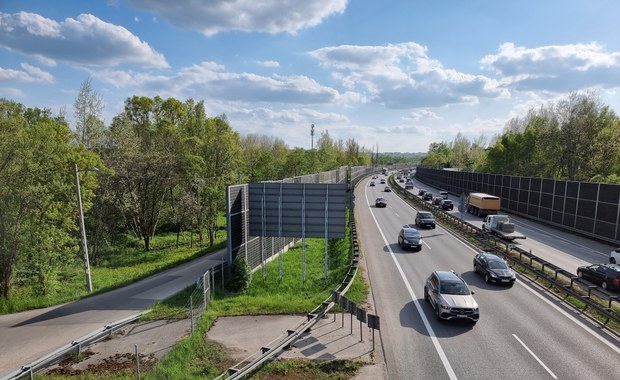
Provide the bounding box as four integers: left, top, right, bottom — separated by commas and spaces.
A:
141, 221, 369, 380
0, 218, 228, 314
28, 211, 369, 379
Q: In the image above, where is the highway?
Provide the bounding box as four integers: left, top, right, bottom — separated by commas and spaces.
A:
357, 172, 620, 379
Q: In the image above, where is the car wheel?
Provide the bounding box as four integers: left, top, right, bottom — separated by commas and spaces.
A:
577, 271, 583, 278
423, 287, 429, 302
611, 257, 617, 264
484, 274, 490, 283
473, 264, 477, 273
602, 281, 608, 290
435, 306, 441, 320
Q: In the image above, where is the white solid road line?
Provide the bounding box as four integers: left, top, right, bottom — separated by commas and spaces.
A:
365, 184, 458, 380
512, 334, 558, 379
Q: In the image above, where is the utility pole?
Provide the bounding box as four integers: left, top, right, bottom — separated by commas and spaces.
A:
311, 123, 315, 149
74, 164, 95, 293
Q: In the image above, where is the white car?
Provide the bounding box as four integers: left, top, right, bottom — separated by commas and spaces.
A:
610, 247, 620, 264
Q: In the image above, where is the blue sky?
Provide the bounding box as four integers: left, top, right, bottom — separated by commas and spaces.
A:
1, 1, 619, 153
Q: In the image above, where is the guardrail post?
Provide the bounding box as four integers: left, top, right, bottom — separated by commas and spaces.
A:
609, 296, 618, 310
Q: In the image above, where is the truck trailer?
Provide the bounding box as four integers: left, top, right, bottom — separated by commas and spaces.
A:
466, 192, 500, 217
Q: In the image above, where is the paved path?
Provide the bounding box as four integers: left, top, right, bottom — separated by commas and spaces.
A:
0, 250, 226, 378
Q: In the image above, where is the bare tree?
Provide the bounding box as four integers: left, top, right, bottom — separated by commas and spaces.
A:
74, 77, 105, 150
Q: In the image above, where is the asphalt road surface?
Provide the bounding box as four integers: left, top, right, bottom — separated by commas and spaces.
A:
358, 172, 620, 379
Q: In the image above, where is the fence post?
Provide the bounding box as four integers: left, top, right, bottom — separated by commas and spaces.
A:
190, 297, 194, 335
135, 344, 140, 380
202, 271, 207, 311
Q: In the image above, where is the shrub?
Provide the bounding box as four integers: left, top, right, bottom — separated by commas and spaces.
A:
228, 256, 251, 293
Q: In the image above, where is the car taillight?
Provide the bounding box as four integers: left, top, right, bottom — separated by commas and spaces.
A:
613, 278, 620, 285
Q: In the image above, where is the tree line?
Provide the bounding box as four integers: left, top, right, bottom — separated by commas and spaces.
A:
2, 78, 406, 300
421, 91, 620, 184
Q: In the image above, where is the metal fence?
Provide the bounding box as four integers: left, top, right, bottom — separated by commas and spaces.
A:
415, 167, 620, 245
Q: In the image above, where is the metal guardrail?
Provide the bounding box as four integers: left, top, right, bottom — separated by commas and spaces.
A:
390, 176, 620, 328
1, 311, 149, 380
215, 207, 362, 379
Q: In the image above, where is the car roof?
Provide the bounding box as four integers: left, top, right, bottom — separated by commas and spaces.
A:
478, 252, 502, 260
402, 224, 418, 230
418, 211, 433, 216
602, 263, 620, 271
435, 270, 462, 282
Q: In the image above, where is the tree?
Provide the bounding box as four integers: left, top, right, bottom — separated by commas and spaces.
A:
0, 99, 101, 298
73, 78, 105, 150
105, 96, 184, 251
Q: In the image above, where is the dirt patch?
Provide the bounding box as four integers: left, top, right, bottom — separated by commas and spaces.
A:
43, 319, 189, 377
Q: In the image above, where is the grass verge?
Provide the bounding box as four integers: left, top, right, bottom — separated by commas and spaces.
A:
38, 215, 370, 379
1, 215, 227, 314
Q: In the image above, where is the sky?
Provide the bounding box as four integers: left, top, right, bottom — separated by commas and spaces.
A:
1, 1, 619, 153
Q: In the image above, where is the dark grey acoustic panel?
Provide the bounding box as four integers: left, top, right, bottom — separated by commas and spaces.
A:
248, 183, 347, 238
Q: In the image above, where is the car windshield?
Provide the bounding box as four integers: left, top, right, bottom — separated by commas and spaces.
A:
419, 212, 432, 218
440, 281, 470, 295
404, 230, 419, 238
443, 200, 452, 204
487, 260, 508, 269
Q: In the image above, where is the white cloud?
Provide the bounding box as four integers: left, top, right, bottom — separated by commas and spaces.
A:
404, 109, 441, 122
0, 87, 25, 98
91, 61, 343, 105
0, 12, 169, 68
0, 63, 54, 83
258, 60, 280, 68
309, 42, 508, 109
481, 42, 620, 92
129, 0, 348, 36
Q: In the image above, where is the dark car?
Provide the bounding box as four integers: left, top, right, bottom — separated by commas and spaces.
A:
440, 199, 454, 211
473, 252, 516, 285
369, 181, 375, 187
398, 224, 422, 251
418, 189, 427, 196
405, 183, 414, 190
577, 263, 620, 291
384, 186, 392, 192
424, 270, 479, 323
375, 197, 387, 208
423, 192, 433, 201
415, 211, 435, 229
399, 178, 405, 183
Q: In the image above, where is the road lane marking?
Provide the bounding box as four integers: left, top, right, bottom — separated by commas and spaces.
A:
512, 334, 558, 379
520, 280, 620, 354
365, 184, 458, 380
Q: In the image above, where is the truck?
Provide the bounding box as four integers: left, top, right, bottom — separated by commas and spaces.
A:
466, 192, 500, 217
482, 214, 526, 240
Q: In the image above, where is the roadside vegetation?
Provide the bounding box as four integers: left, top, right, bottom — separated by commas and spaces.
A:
0, 214, 227, 314
37, 215, 370, 379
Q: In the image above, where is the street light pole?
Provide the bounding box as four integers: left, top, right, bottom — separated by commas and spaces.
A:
74, 163, 93, 293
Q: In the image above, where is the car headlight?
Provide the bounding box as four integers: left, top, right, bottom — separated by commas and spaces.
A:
439, 302, 450, 310
489, 272, 498, 278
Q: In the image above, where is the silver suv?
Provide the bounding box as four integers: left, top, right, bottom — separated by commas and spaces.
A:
424, 270, 479, 323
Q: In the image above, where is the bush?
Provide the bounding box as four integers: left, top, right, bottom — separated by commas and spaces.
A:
228, 256, 251, 293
